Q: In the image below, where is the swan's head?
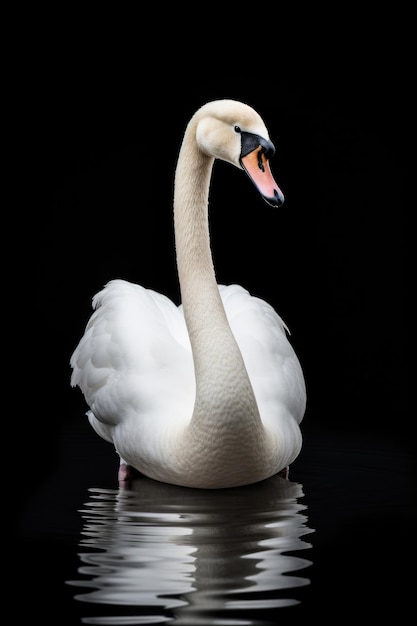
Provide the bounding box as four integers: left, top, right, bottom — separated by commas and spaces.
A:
195, 99, 285, 208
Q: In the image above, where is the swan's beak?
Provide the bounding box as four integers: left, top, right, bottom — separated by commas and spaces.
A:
240, 133, 285, 208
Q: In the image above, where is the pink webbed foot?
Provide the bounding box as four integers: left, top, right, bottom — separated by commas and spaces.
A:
118, 462, 134, 485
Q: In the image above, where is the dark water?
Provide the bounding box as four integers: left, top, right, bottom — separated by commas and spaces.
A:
18, 420, 414, 624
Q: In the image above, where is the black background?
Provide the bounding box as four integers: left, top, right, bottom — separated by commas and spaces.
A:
25, 23, 410, 469
15, 12, 413, 622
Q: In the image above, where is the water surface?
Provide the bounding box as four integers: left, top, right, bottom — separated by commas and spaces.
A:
18, 423, 414, 624
67, 475, 313, 624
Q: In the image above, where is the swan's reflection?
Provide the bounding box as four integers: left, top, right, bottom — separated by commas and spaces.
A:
67, 474, 313, 625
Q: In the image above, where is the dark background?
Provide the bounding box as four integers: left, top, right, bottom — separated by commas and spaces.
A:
14, 11, 413, 624
25, 24, 410, 476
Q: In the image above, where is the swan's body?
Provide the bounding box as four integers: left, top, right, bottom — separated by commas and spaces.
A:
70, 99, 306, 489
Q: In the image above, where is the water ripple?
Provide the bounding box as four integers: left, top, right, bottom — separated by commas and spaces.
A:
67, 474, 313, 624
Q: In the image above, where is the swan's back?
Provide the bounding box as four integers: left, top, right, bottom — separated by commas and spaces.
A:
71, 280, 305, 434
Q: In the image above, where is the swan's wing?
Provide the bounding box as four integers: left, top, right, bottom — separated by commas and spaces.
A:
70, 279, 195, 433
219, 284, 306, 425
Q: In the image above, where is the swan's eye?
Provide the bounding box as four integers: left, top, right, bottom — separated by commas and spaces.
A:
234, 125, 241, 133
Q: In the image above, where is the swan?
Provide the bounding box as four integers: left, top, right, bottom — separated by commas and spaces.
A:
70, 99, 306, 489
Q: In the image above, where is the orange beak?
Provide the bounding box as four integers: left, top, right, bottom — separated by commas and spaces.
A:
241, 146, 284, 208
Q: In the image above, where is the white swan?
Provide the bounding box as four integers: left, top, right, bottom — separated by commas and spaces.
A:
70, 99, 306, 489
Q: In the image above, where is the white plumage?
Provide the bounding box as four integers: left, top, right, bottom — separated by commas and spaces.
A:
70, 99, 306, 488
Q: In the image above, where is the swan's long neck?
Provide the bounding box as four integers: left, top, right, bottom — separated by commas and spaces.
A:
173, 120, 264, 447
